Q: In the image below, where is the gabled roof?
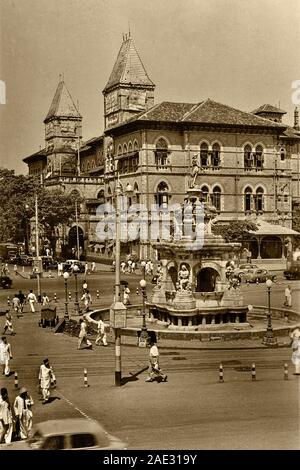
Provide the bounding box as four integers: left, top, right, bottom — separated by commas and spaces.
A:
103, 36, 155, 92
44, 80, 81, 122
251, 104, 287, 115
133, 99, 286, 128
23, 148, 47, 163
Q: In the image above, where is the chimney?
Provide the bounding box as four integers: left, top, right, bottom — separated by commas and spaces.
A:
294, 107, 300, 131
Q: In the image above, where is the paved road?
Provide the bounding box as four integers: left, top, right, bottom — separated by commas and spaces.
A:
1, 313, 299, 450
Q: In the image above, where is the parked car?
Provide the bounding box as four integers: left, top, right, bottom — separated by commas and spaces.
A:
239, 268, 277, 283
1, 418, 126, 450
41, 256, 58, 271
0, 275, 12, 289
17, 254, 34, 266
233, 264, 258, 279
63, 260, 86, 273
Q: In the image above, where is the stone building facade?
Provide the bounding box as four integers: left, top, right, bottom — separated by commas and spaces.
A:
23, 34, 300, 261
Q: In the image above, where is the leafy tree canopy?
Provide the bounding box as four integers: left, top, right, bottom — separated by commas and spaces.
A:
212, 220, 258, 242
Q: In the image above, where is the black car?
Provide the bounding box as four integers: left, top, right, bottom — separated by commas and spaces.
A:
0, 276, 12, 289
41, 257, 58, 271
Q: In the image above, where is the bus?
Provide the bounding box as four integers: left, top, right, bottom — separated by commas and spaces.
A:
0, 243, 18, 261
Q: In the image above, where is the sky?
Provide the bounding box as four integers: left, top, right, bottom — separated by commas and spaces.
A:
0, 0, 300, 174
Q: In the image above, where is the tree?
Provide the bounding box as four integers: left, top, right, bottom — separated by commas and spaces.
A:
212, 220, 258, 243
0, 168, 77, 254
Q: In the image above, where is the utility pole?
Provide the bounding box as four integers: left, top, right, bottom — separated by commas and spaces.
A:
75, 201, 80, 261
35, 194, 42, 302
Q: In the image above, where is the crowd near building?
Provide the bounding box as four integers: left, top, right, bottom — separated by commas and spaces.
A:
23, 32, 300, 262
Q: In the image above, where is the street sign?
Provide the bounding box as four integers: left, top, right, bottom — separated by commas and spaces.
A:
138, 337, 147, 348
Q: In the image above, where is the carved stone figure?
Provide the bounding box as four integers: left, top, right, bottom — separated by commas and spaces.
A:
177, 264, 190, 291
190, 154, 200, 188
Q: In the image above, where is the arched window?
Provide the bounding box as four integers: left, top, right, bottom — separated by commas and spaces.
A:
155, 138, 169, 169
156, 181, 170, 207
244, 144, 253, 169
97, 189, 105, 204
254, 145, 264, 169
244, 186, 253, 212
211, 143, 220, 168
201, 185, 210, 203
200, 142, 209, 167
254, 187, 264, 212
134, 140, 139, 151
123, 144, 127, 155
134, 182, 140, 204
211, 186, 221, 211
117, 144, 122, 156
280, 147, 286, 161
128, 142, 133, 153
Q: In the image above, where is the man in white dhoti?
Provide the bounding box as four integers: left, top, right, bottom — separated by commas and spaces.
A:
14, 387, 34, 439
1, 337, 12, 376
38, 358, 56, 404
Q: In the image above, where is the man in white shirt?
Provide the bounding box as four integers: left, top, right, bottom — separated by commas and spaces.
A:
145, 341, 167, 383
95, 319, 108, 346
38, 358, 56, 404
27, 290, 37, 313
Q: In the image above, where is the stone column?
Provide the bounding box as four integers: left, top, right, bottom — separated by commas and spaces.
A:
211, 315, 215, 325
177, 317, 182, 327
202, 316, 206, 326
188, 317, 192, 327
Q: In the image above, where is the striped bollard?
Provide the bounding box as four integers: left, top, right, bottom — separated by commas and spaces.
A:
84, 368, 89, 388
251, 363, 256, 381
219, 363, 224, 383
14, 371, 19, 389
69, 291, 72, 301
136, 287, 139, 295
96, 290, 100, 299
54, 293, 57, 302
7, 296, 10, 306
284, 363, 288, 380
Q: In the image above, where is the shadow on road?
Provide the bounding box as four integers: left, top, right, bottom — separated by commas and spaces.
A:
121, 366, 148, 386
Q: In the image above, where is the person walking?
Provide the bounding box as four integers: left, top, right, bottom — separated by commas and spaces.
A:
81, 290, 92, 312
291, 334, 300, 375
17, 290, 25, 314
82, 280, 88, 292
1, 337, 13, 376
13, 264, 18, 276
27, 290, 37, 313
91, 261, 96, 273
41, 293, 50, 307
38, 358, 56, 404
3, 312, 15, 335
84, 262, 89, 276
123, 286, 131, 305
77, 318, 92, 350
145, 341, 167, 383
13, 387, 34, 440
0, 387, 13, 444
284, 285, 292, 307
95, 318, 108, 346
12, 294, 22, 318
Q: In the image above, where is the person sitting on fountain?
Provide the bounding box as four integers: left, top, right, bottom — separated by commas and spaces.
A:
178, 265, 190, 291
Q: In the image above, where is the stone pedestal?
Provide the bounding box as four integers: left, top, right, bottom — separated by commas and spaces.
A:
173, 290, 196, 310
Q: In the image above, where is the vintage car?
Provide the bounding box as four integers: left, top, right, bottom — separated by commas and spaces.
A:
239, 268, 277, 283
1, 418, 126, 450
233, 264, 258, 279
63, 260, 86, 273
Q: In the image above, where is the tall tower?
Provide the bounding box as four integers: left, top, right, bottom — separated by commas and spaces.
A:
44, 77, 82, 176
103, 33, 155, 130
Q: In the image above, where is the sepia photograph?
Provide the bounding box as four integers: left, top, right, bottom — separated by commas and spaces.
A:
0, 0, 299, 457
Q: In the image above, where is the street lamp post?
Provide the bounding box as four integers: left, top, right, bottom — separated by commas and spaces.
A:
63, 271, 70, 322
262, 279, 278, 347
73, 264, 80, 315
110, 179, 133, 386
138, 260, 148, 347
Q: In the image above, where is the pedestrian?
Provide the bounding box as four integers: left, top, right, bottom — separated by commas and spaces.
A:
95, 318, 108, 346
0, 387, 13, 444
91, 261, 96, 273
13, 264, 18, 276
13, 387, 34, 440
1, 337, 13, 376
81, 290, 92, 312
82, 280, 88, 292
145, 341, 167, 383
42, 292, 50, 307
58, 262, 63, 277
27, 289, 37, 313
84, 262, 89, 276
77, 318, 92, 350
291, 334, 300, 375
45, 247, 50, 257
123, 286, 131, 305
121, 261, 126, 274
3, 312, 15, 335
12, 294, 22, 318
17, 290, 25, 314
284, 285, 292, 307
38, 358, 56, 404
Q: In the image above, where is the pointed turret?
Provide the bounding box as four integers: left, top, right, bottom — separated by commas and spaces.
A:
44, 77, 82, 177
103, 34, 155, 129
44, 77, 81, 123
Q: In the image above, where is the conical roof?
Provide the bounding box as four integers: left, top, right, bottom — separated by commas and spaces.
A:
44, 79, 81, 122
103, 36, 155, 92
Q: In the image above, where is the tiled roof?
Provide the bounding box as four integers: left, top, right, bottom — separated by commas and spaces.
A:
23, 148, 46, 163
251, 104, 287, 115
249, 219, 300, 236
135, 99, 286, 128
45, 80, 81, 122
103, 37, 154, 92
280, 126, 300, 139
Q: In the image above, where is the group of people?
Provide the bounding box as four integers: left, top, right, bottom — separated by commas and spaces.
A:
0, 357, 56, 444
77, 317, 108, 350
